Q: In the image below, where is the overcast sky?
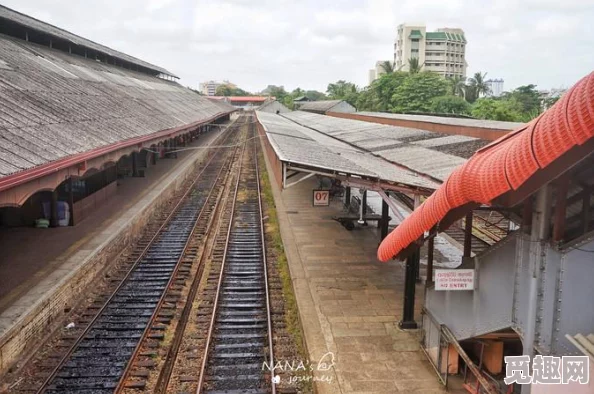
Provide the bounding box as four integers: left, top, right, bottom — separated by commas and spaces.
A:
4, 0, 593, 93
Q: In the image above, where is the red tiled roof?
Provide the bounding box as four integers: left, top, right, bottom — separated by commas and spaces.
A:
377, 71, 594, 262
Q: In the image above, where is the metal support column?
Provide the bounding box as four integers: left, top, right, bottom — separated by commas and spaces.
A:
345, 186, 351, 211
380, 199, 389, 240
400, 249, 419, 329
521, 185, 552, 394
414, 195, 422, 281
359, 189, 368, 225
427, 233, 435, 285
463, 211, 473, 258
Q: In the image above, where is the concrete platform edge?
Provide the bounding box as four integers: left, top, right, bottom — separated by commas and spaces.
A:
259, 140, 340, 393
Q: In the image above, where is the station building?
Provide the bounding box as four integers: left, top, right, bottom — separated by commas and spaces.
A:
0, 4, 235, 374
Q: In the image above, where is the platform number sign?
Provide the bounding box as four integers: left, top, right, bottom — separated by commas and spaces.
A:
313, 190, 330, 206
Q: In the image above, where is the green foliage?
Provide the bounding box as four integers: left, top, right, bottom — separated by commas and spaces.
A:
408, 57, 423, 74
265, 85, 288, 101
430, 95, 471, 115
471, 98, 523, 121
326, 80, 360, 107
447, 75, 466, 98
304, 90, 327, 101
502, 84, 541, 114
379, 60, 396, 74
215, 85, 250, 96
391, 72, 449, 113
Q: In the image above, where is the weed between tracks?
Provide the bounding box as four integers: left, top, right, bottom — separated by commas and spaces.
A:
258, 149, 313, 393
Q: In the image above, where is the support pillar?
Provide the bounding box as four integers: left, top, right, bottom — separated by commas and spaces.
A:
50, 190, 58, 228
521, 185, 552, 394
427, 233, 434, 285
463, 211, 473, 258
68, 177, 75, 226
414, 195, 421, 281
344, 187, 351, 211
131, 151, 139, 177
380, 199, 389, 240
400, 248, 419, 329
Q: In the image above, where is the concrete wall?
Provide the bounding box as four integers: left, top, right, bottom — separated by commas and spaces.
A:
425, 234, 517, 340
0, 126, 227, 375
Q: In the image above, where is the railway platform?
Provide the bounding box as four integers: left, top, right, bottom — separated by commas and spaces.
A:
262, 155, 449, 393
0, 124, 228, 374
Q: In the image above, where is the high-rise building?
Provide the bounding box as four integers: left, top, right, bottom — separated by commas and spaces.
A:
199, 80, 236, 96
394, 24, 467, 78
485, 79, 504, 97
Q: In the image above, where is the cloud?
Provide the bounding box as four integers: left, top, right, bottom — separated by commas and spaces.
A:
2, 0, 593, 93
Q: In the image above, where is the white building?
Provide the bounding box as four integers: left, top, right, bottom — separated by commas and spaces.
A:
368, 60, 392, 84
486, 79, 504, 97
394, 23, 467, 78
199, 80, 236, 96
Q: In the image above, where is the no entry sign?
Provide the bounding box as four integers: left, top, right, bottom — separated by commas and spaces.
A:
435, 269, 475, 291
312, 190, 330, 206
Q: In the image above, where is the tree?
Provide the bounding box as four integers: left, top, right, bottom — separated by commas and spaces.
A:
304, 90, 327, 101
369, 72, 408, 112
379, 61, 396, 74
448, 75, 467, 98
408, 57, 423, 74
471, 98, 523, 122
326, 80, 359, 107
430, 95, 471, 115
215, 85, 250, 96
391, 72, 449, 113
507, 84, 541, 114
467, 72, 491, 99
262, 85, 288, 101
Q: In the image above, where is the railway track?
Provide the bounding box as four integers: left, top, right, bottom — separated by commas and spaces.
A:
196, 117, 275, 394
34, 117, 245, 394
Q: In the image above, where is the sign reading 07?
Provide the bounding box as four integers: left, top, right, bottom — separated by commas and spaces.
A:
312, 190, 330, 206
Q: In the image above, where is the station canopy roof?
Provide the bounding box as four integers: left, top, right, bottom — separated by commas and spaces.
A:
0, 5, 177, 77
256, 111, 441, 193
281, 111, 493, 182
356, 111, 524, 131
0, 33, 235, 180
257, 109, 516, 194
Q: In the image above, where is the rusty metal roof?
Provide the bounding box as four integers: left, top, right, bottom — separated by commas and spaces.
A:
0, 5, 177, 77
0, 34, 233, 178
256, 111, 439, 191
283, 111, 477, 182
357, 111, 524, 131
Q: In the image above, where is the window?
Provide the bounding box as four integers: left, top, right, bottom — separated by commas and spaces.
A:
412, 38, 419, 43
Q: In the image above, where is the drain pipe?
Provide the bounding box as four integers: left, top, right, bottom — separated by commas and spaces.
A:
522, 185, 552, 394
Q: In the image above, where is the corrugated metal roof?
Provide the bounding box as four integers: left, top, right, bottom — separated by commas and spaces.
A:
357, 111, 524, 131
299, 100, 344, 112
0, 34, 233, 178
0, 5, 176, 77
256, 111, 439, 190
283, 111, 470, 182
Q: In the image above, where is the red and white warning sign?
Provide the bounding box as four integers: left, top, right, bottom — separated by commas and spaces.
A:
312, 190, 330, 206
435, 269, 475, 291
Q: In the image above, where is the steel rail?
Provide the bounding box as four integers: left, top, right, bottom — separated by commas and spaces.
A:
150, 122, 245, 394
36, 118, 240, 394
114, 129, 237, 393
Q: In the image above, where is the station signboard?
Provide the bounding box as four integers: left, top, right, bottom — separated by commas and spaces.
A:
312, 190, 330, 206
435, 269, 475, 291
